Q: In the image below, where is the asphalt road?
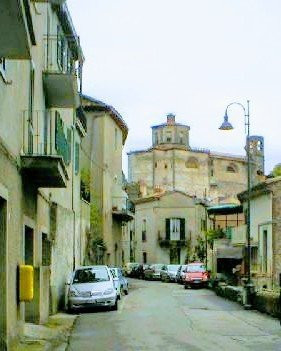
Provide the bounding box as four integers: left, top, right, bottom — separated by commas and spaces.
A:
67, 279, 281, 351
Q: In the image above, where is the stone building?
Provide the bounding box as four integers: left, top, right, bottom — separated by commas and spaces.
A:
128, 114, 265, 203
0, 1, 87, 348
236, 177, 281, 290
133, 191, 206, 264
81, 96, 133, 267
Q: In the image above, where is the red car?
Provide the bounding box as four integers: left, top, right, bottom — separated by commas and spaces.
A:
183, 263, 209, 289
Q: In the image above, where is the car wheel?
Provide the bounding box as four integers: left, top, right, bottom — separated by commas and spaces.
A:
184, 284, 188, 289
124, 289, 129, 295
112, 299, 118, 311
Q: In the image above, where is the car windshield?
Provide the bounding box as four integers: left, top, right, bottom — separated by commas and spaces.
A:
73, 267, 109, 283
186, 264, 205, 273
167, 265, 180, 271
153, 264, 163, 269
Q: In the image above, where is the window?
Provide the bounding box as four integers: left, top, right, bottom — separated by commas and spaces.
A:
165, 164, 168, 169
226, 164, 237, 173
186, 157, 199, 169
75, 142, 80, 175
42, 233, 51, 266
179, 132, 184, 144
166, 132, 172, 143
57, 25, 66, 71
155, 162, 157, 168
210, 169, 214, 177
251, 247, 258, 271
263, 230, 268, 273
143, 252, 147, 264
142, 219, 147, 241
166, 218, 185, 240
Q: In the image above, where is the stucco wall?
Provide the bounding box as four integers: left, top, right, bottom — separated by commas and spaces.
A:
134, 192, 205, 264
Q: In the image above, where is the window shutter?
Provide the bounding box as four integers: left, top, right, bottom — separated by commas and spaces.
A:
75, 142, 79, 175
180, 218, 185, 240
166, 219, 170, 240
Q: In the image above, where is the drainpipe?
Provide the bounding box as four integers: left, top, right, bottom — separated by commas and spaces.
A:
71, 114, 76, 270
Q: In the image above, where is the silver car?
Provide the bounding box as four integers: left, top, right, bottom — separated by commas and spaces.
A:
67, 265, 118, 311
160, 265, 181, 282
110, 267, 129, 299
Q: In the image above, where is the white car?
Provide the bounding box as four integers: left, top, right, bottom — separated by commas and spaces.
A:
110, 267, 129, 299
67, 265, 118, 312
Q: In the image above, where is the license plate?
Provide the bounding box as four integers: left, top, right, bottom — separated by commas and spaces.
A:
193, 280, 201, 283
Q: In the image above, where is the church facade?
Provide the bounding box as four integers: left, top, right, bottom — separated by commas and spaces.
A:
128, 114, 264, 204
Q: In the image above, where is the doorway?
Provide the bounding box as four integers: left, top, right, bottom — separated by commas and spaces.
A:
24, 225, 34, 322
170, 248, 180, 264
0, 198, 7, 350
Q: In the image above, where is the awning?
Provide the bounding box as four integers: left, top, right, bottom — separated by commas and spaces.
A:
207, 204, 243, 215
216, 246, 243, 259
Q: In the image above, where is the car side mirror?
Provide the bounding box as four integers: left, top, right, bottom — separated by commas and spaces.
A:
65, 279, 71, 285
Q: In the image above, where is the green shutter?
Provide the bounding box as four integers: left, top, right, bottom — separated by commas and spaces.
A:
180, 218, 185, 240
75, 142, 79, 175
166, 219, 170, 240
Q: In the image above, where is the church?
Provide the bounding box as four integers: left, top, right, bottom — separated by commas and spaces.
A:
128, 113, 264, 203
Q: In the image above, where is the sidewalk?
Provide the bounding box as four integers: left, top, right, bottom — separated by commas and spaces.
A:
12, 313, 78, 351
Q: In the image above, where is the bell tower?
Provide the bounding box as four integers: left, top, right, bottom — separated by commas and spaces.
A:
248, 135, 265, 182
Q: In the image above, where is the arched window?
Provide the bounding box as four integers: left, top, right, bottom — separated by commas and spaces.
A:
226, 163, 238, 173
185, 157, 199, 169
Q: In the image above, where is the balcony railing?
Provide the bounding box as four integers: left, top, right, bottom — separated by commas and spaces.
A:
21, 110, 69, 187
43, 35, 82, 107
158, 238, 187, 248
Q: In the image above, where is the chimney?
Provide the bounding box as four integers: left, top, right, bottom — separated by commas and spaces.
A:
167, 113, 175, 125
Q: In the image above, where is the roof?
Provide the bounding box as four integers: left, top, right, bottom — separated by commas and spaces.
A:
238, 176, 281, 202
82, 95, 128, 143
133, 190, 195, 204
151, 122, 190, 129
210, 151, 246, 162
207, 203, 243, 215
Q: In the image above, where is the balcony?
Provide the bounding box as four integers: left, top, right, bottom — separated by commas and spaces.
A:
0, 0, 35, 59
32, 0, 66, 4
158, 238, 187, 248
43, 36, 82, 108
21, 110, 69, 188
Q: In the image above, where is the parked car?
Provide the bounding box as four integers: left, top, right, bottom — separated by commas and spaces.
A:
160, 264, 181, 282
176, 265, 188, 284
67, 265, 118, 311
183, 263, 209, 288
144, 264, 163, 280
131, 264, 150, 279
110, 267, 129, 299
124, 262, 139, 277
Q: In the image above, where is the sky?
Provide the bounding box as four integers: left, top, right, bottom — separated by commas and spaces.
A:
67, 0, 281, 175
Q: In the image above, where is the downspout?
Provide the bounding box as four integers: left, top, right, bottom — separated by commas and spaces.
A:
72, 112, 76, 270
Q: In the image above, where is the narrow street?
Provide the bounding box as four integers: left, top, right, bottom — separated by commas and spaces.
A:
67, 279, 281, 351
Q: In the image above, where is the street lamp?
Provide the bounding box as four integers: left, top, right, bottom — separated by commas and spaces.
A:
219, 100, 252, 308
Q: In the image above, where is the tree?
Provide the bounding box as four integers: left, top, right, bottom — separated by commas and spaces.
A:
271, 163, 281, 178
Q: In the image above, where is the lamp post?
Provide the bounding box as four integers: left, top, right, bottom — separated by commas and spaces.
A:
219, 100, 252, 308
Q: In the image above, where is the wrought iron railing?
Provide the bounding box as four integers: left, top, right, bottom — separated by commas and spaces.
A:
44, 35, 82, 89
22, 110, 71, 165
